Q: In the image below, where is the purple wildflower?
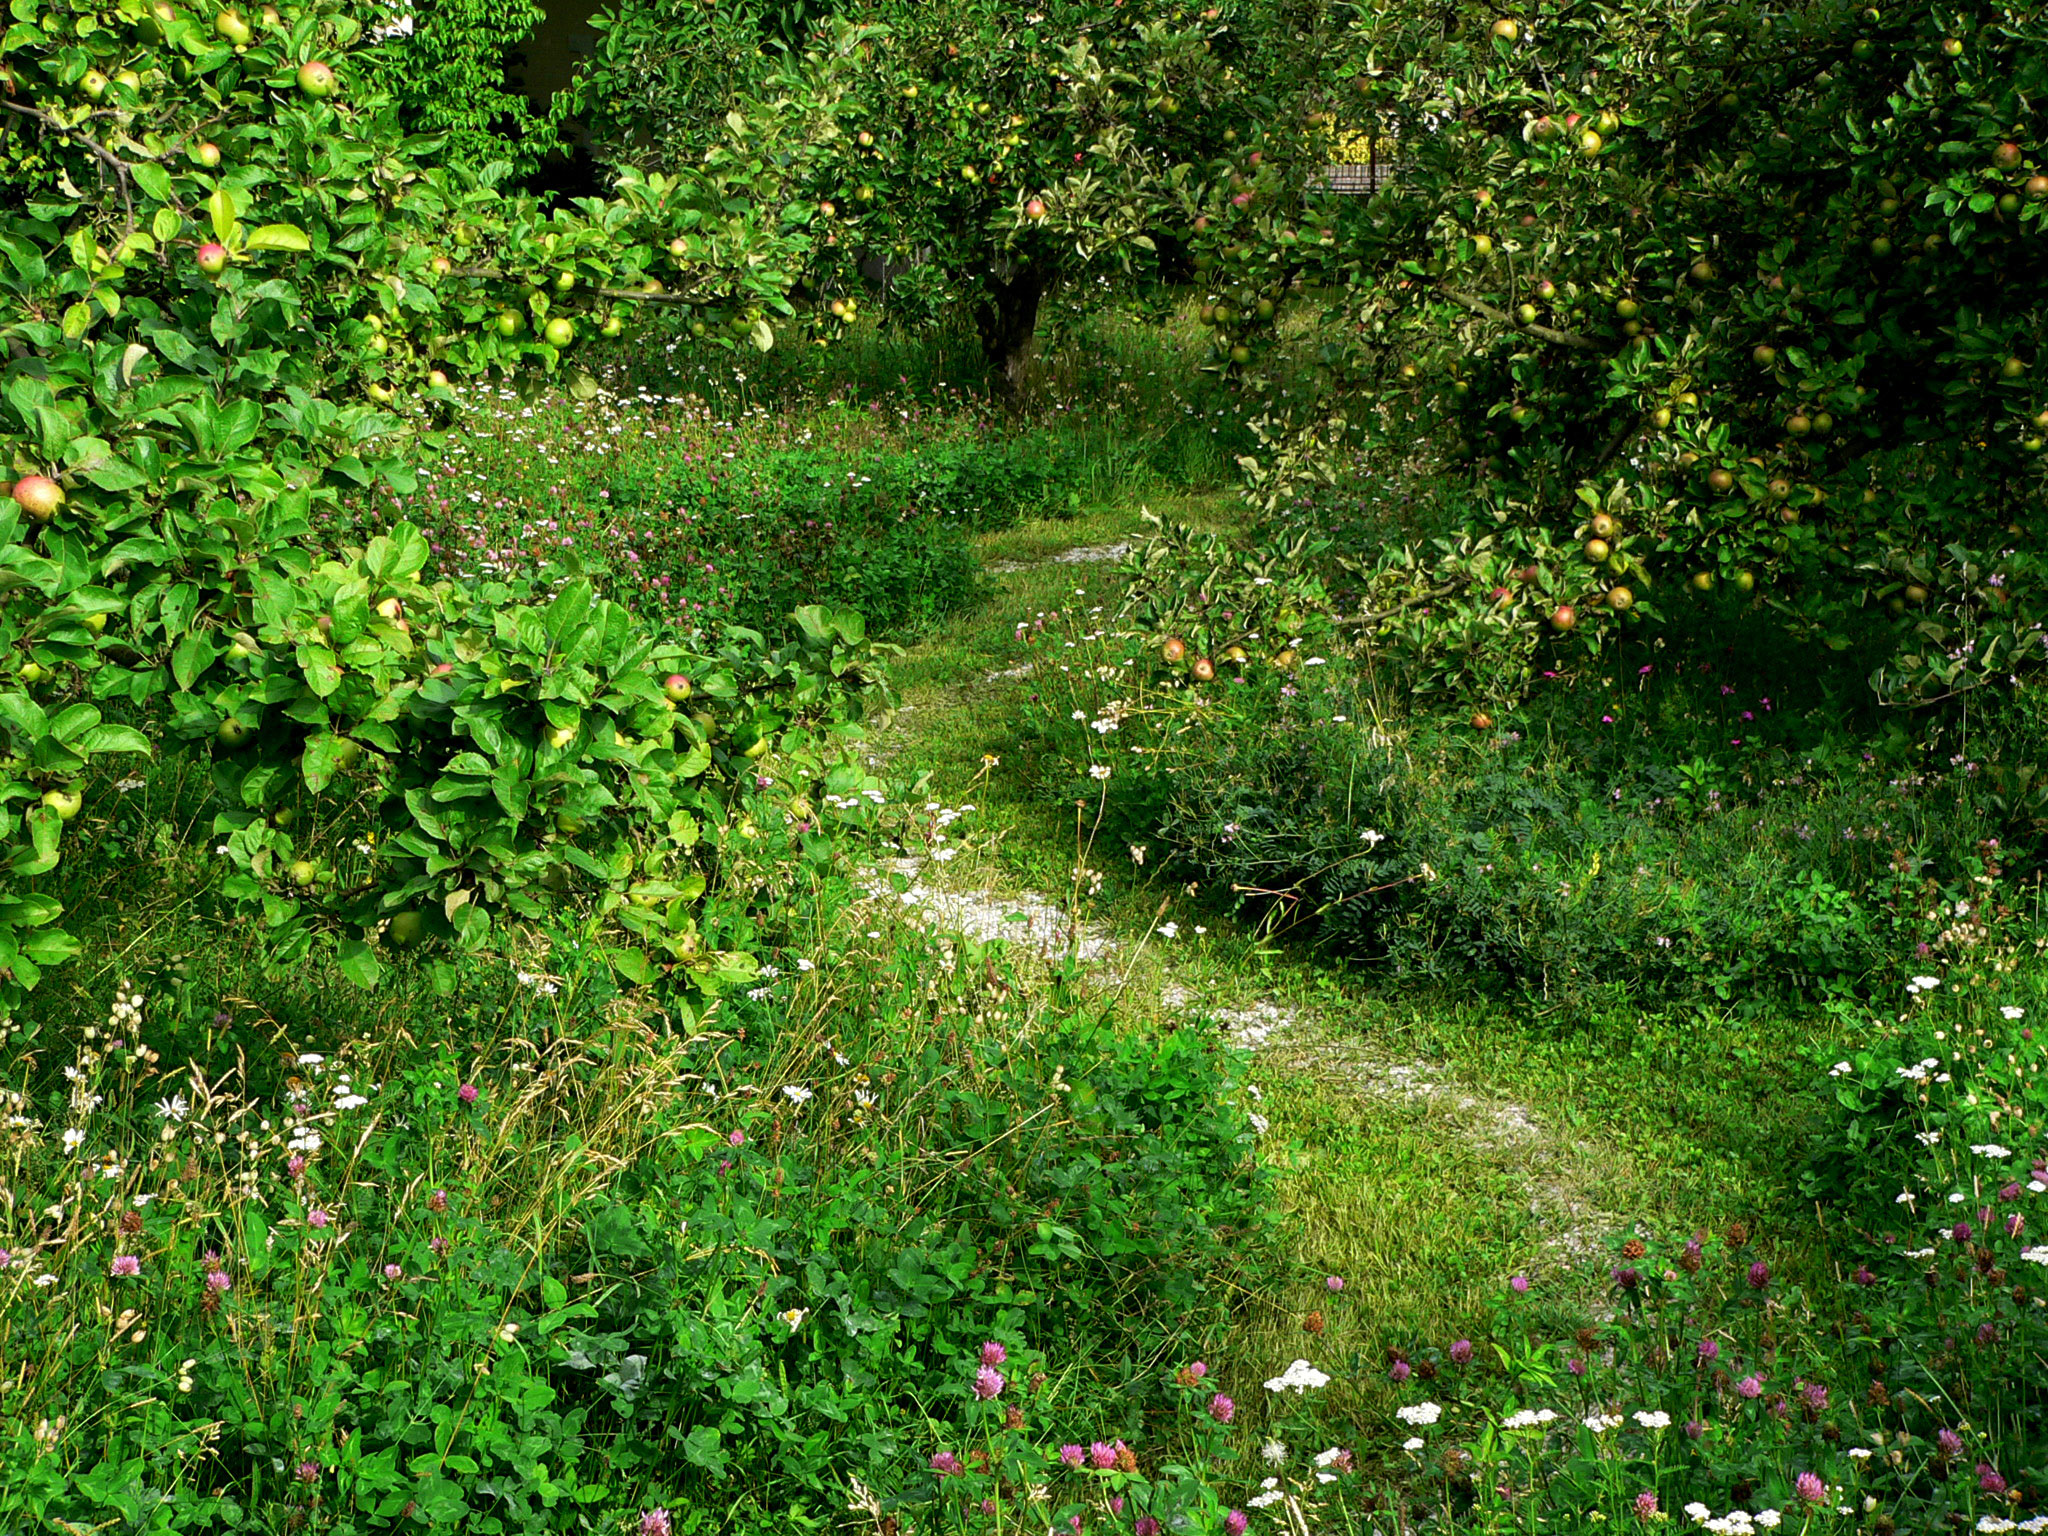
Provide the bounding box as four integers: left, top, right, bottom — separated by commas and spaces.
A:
980, 1341, 1007, 1367
973, 1365, 1005, 1400
205, 1269, 231, 1294
1795, 1472, 1825, 1506
458, 1083, 478, 1104
110, 1254, 140, 1278
1697, 1339, 1719, 1363
1802, 1382, 1828, 1412
1938, 1428, 1963, 1458
1225, 1514, 1249, 1536
1389, 1360, 1410, 1383
1059, 1445, 1085, 1469
1735, 1374, 1763, 1399
1510, 1274, 1530, 1293
307, 1209, 331, 1228
1568, 1357, 1586, 1377
1325, 1275, 1344, 1292
1852, 1264, 1876, 1286
1951, 1220, 1973, 1243
930, 1451, 964, 1477
296, 1460, 321, 1484
640, 1510, 671, 1536
1090, 1442, 1117, 1470
1746, 1260, 1769, 1289
1137, 1519, 1161, 1536
1979, 1464, 2007, 1497
383, 1263, 402, 1281
1635, 1492, 1659, 1520
1449, 1339, 1473, 1365
1208, 1393, 1236, 1424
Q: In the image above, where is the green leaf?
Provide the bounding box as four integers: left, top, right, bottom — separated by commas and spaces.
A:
337, 937, 384, 989
207, 186, 239, 244
245, 223, 312, 253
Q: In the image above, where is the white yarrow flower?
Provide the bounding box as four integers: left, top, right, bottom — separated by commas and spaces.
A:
1264, 1359, 1330, 1394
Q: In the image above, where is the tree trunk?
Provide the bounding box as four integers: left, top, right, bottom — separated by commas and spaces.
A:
973, 261, 1049, 403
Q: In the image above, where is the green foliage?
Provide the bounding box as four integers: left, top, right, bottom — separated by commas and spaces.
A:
0, 919, 1272, 1527
1182, 0, 2048, 708
0, 0, 860, 1014
570, 0, 1335, 378
357, 0, 558, 181
1019, 563, 2035, 1010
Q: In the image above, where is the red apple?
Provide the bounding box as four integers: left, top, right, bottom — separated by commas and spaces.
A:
11, 475, 63, 521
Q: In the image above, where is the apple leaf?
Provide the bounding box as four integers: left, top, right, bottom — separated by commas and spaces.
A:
245, 223, 312, 253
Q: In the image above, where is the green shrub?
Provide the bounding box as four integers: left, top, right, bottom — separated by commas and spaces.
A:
1019, 597, 2023, 1010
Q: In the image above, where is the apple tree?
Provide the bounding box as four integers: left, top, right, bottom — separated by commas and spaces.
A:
570, 0, 1343, 392
0, 0, 881, 1020
1172, 0, 2048, 708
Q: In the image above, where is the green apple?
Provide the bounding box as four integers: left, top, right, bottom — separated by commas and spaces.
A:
543, 316, 576, 349
41, 787, 82, 820
494, 310, 525, 337
385, 910, 425, 947
215, 718, 250, 749
295, 59, 336, 98
288, 859, 317, 886
213, 9, 251, 44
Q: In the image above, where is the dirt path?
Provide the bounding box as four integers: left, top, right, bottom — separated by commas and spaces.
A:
868, 521, 1617, 1270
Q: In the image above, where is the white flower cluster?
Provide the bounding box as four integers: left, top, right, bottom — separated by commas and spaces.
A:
1683, 1507, 1782, 1534
1394, 1401, 1440, 1426
1502, 1408, 1559, 1430
1977, 1518, 2048, 1534
1263, 1360, 1330, 1394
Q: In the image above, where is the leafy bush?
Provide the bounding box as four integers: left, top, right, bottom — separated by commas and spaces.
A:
0, 0, 863, 1015
1018, 584, 2027, 1009
357, 0, 559, 180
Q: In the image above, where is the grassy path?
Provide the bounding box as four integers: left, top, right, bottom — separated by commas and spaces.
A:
860, 496, 1851, 1409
